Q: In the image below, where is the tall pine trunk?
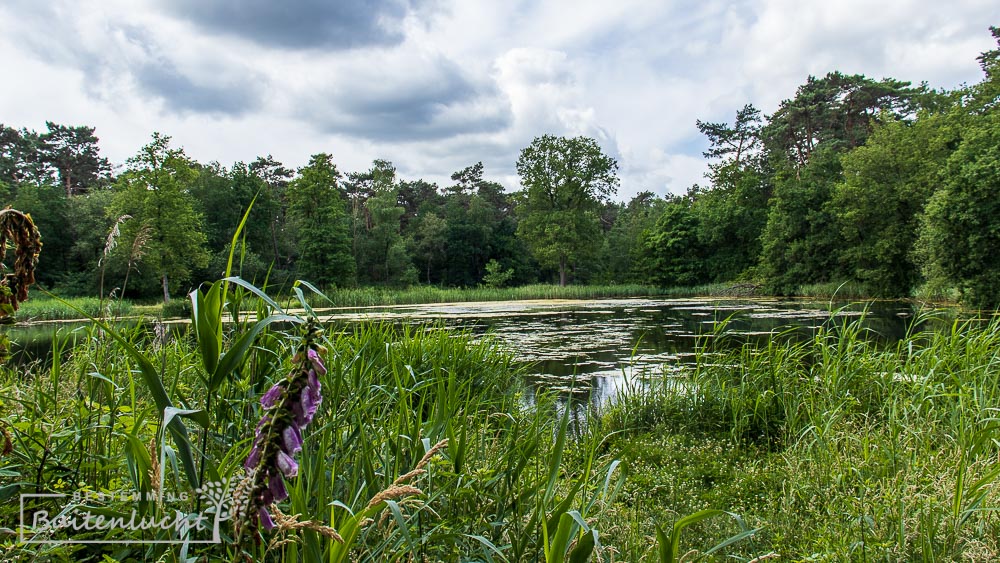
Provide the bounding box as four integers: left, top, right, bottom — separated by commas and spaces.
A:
162, 274, 170, 303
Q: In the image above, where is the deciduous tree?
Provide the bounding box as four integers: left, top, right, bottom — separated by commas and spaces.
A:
110, 133, 209, 302
515, 135, 618, 286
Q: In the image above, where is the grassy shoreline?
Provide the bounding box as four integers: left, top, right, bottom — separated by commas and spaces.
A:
600, 312, 1000, 559
12, 295, 134, 322
288, 282, 734, 309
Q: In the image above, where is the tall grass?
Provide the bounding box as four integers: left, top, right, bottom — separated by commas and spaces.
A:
604, 311, 1000, 560
793, 280, 872, 300
14, 296, 134, 322
0, 284, 632, 560
3, 282, 998, 560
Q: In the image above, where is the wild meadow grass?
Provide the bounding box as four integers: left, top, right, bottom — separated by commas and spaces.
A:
602, 311, 1000, 560
1, 279, 997, 561
0, 280, 627, 561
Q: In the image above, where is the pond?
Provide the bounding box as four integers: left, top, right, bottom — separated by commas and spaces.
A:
314, 297, 942, 407
7, 298, 944, 407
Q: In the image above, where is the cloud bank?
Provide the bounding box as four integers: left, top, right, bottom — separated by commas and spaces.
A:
0, 0, 994, 199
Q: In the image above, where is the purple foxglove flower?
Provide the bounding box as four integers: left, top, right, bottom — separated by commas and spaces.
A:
306, 378, 321, 408
276, 450, 299, 478
258, 506, 275, 530
243, 321, 327, 533
245, 444, 261, 469
294, 386, 319, 428
307, 348, 327, 376
268, 470, 288, 502
307, 369, 320, 394
283, 425, 302, 455
255, 414, 270, 434
260, 383, 284, 408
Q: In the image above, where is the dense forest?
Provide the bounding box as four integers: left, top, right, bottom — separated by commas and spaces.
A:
3, 29, 999, 307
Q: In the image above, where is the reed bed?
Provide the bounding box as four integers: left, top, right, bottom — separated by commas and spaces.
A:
793, 281, 875, 300
13, 296, 133, 322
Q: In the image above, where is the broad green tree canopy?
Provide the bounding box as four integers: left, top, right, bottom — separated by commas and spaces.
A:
515, 134, 618, 286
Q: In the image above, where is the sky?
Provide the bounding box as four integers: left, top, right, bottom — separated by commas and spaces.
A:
0, 0, 996, 200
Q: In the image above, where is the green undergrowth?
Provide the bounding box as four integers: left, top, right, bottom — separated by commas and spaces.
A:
601, 312, 1000, 560
2, 279, 998, 560
0, 289, 633, 561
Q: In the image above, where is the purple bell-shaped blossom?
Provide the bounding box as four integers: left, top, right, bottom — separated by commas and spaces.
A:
241, 321, 326, 532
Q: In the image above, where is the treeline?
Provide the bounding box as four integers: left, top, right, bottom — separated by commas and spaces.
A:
2, 29, 999, 307
0, 129, 541, 302
619, 28, 1000, 307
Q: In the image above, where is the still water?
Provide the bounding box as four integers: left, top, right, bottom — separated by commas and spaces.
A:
316, 298, 937, 407
9, 298, 939, 407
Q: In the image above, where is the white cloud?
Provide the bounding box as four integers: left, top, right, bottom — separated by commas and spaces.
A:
0, 0, 995, 199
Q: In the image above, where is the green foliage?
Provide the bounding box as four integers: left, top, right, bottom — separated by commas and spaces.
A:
441, 190, 495, 286
481, 258, 514, 288
109, 133, 209, 302
762, 71, 922, 170
10, 181, 70, 288
40, 121, 112, 196
405, 162, 525, 287
759, 148, 844, 293
66, 190, 116, 296
408, 211, 448, 284
516, 135, 619, 286
0, 121, 110, 195
918, 111, 1000, 308
599, 192, 667, 283
689, 106, 771, 282
968, 26, 1000, 113
638, 197, 705, 286
286, 153, 355, 287
345, 160, 418, 287
832, 116, 955, 297
691, 178, 770, 282
656, 509, 757, 563
248, 155, 296, 269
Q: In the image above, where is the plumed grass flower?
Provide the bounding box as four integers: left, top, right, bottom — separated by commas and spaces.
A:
241, 319, 325, 531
